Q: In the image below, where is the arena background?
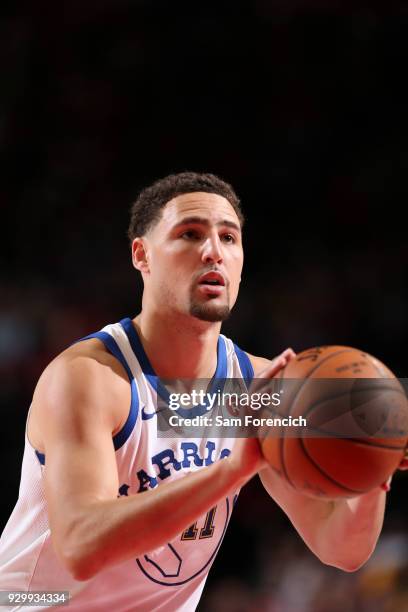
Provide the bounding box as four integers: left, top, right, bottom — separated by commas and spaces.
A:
1, 2, 408, 610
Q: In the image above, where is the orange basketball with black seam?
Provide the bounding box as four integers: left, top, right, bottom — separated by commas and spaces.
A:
260, 346, 408, 499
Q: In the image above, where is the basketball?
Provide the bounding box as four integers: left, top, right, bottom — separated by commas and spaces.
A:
260, 346, 408, 499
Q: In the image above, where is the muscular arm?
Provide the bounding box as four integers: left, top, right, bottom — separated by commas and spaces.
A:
248, 353, 385, 572
259, 466, 385, 571
31, 345, 263, 582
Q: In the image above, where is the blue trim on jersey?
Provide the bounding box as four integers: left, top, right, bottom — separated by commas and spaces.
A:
120, 318, 228, 418
233, 343, 254, 388
78, 331, 139, 451
35, 449, 45, 465
33, 330, 139, 465
113, 376, 138, 450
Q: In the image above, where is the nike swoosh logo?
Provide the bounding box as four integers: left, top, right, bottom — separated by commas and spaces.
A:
141, 406, 158, 420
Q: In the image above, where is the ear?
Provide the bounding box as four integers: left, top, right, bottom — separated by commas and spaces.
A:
132, 238, 150, 273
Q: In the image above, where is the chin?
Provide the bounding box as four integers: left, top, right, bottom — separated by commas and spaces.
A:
189, 302, 231, 322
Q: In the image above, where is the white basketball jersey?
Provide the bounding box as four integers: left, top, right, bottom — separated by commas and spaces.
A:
0, 318, 254, 611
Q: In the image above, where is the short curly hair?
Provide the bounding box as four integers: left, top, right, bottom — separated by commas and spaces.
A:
128, 171, 244, 243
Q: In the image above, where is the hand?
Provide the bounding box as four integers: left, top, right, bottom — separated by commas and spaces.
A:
225, 348, 296, 485
262, 348, 296, 378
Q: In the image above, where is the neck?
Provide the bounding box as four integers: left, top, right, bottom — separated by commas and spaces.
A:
132, 309, 222, 379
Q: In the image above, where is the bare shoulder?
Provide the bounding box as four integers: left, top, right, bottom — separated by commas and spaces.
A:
28, 338, 130, 452
246, 353, 275, 376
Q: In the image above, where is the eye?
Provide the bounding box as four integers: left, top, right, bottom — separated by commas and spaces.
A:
180, 229, 201, 240
221, 233, 235, 244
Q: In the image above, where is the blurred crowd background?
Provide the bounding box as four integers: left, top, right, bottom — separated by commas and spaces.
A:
1, 1, 408, 610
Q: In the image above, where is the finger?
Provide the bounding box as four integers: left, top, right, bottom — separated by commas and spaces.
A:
397, 446, 408, 470
255, 349, 297, 385
281, 348, 296, 361
267, 348, 296, 377
380, 476, 392, 492
258, 356, 287, 379
399, 458, 408, 471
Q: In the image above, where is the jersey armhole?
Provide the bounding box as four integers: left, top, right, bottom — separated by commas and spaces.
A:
34, 331, 139, 466
233, 344, 254, 388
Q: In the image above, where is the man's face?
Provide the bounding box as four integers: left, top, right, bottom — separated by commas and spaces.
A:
135, 192, 244, 322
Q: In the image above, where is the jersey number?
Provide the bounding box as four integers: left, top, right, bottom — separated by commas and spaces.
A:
181, 506, 217, 540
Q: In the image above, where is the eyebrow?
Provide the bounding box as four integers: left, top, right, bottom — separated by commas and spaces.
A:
173, 216, 241, 232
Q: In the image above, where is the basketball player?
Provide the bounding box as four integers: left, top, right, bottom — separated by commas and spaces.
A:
0, 173, 391, 610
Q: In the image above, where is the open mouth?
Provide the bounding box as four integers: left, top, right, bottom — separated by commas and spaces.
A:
198, 272, 225, 287
200, 279, 221, 286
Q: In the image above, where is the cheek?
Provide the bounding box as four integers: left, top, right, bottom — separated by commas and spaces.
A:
231, 253, 244, 278
150, 249, 193, 287
160, 243, 197, 263
228, 259, 243, 295
150, 246, 181, 272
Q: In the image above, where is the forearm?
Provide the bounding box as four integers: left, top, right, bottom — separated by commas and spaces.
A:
259, 466, 385, 571
61, 458, 247, 580
315, 487, 386, 571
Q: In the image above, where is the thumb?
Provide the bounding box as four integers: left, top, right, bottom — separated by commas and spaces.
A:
258, 348, 296, 379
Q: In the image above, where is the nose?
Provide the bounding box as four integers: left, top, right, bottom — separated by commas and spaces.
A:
201, 233, 223, 265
